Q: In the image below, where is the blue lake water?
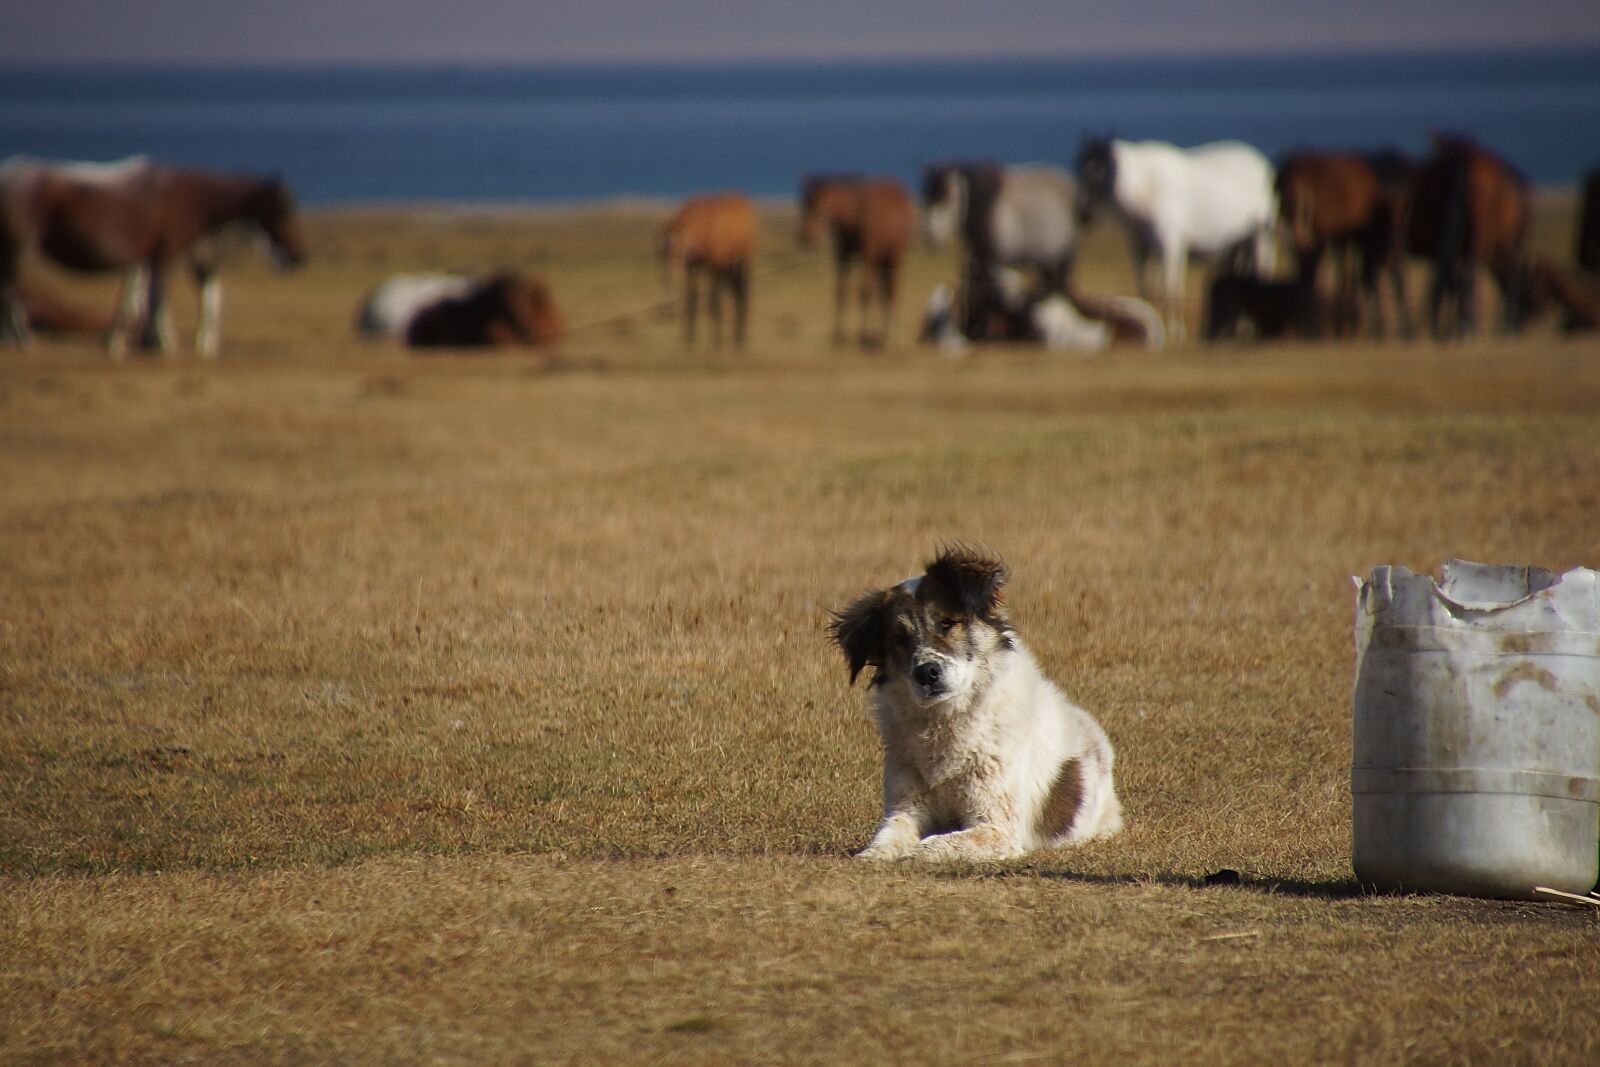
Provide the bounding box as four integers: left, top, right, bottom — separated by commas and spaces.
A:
1, 50, 1597, 204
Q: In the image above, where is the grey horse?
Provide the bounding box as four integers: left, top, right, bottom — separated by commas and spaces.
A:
920, 161, 1080, 292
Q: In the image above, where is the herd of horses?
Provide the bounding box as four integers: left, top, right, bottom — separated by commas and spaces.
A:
4, 133, 1600, 358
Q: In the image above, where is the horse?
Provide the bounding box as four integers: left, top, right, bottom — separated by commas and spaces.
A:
357, 273, 474, 339
798, 174, 913, 348
1577, 167, 1600, 274
0, 155, 307, 357
1075, 137, 1278, 341
17, 280, 114, 337
1276, 149, 1414, 337
1405, 133, 1530, 338
920, 161, 1079, 293
1520, 257, 1600, 334
921, 266, 1163, 353
660, 192, 756, 348
398, 272, 565, 349
1203, 272, 1358, 341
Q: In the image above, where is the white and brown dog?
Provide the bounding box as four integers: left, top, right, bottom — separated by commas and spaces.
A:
830, 546, 1123, 862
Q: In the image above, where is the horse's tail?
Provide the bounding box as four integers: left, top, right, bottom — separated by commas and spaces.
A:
1106, 294, 1166, 350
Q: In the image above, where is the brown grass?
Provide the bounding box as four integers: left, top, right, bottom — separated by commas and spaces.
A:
2, 194, 1598, 1065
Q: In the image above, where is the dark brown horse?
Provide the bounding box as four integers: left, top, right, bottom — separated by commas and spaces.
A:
0, 155, 307, 356
1275, 149, 1413, 337
404, 272, 565, 349
1577, 167, 1600, 274
660, 192, 756, 348
799, 175, 912, 348
1406, 134, 1530, 338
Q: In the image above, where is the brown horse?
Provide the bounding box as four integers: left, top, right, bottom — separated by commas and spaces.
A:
0, 155, 307, 357
1406, 134, 1530, 338
660, 192, 756, 347
1577, 167, 1600, 274
404, 272, 565, 349
1276, 149, 1413, 337
798, 175, 912, 348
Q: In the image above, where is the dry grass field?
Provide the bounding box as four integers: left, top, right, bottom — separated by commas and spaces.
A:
3, 193, 1599, 1065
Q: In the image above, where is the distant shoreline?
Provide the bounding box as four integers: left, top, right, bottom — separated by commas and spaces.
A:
305, 186, 1581, 218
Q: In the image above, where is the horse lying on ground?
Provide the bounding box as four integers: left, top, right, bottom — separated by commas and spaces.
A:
1406, 133, 1530, 338
356, 271, 564, 349
799, 175, 912, 348
1076, 136, 1277, 341
921, 161, 1079, 293
661, 192, 756, 347
921, 267, 1163, 354
0, 155, 307, 356
1276, 149, 1414, 337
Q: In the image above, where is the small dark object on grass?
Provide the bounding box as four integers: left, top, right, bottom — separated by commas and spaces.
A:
1204, 869, 1242, 887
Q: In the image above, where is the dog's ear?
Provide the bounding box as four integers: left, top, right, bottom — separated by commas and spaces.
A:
829, 588, 890, 685
924, 545, 1009, 619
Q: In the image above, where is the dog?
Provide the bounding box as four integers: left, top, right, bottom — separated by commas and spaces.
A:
829, 546, 1123, 862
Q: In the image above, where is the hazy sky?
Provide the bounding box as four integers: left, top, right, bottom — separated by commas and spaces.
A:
4, 1, 1597, 65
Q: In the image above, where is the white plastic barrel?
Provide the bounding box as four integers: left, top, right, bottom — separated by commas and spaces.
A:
1352, 560, 1600, 899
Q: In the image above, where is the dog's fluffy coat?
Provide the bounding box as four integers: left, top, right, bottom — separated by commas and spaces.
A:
830, 547, 1123, 861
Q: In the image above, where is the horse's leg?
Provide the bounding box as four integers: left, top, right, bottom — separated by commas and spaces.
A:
0, 245, 29, 348
858, 262, 876, 347
877, 260, 898, 349
709, 269, 724, 348
194, 263, 222, 357
730, 262, 749, 348
1161, 242, 1186, 343
138, 264, 175, 354
832, 259, 849, 346
106, 262, 150, 359
683, 266, 698, 345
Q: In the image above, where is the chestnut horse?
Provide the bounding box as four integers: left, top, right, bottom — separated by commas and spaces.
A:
1276, 149, 1414, 337
0, 155, 307, 357
1406, 134, 1530, 338
798, 175, 912, 348
660, 192, 756, 348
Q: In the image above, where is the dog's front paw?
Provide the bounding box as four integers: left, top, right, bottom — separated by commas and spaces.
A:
854, 842, 913, 862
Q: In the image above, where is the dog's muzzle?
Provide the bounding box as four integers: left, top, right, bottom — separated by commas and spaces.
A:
912, 659, 947, 695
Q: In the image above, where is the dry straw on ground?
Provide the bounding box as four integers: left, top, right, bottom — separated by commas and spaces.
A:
2, 196, 1598, 1065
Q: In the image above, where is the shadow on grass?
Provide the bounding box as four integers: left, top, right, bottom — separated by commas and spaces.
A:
930, 866, 1371, 900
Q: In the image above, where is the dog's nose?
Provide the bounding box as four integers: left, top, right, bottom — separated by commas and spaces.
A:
912, 661, 944, 689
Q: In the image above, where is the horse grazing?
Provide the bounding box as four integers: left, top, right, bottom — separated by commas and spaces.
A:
1076, 137, 1277, 341
0, 155, 307, 357
17, 280, 114, 336
1406, 133, 1530, 338
397, 272, 565, 349
660, 192, 756, 347
921, 161, 1079, 292
1577, 167, 1600, 274
1276, 149, 1414, 337
1203, 272, 1358, 341
798, 174, 913, 348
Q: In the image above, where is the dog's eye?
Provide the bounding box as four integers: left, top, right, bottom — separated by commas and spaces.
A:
937, 617, 958, 634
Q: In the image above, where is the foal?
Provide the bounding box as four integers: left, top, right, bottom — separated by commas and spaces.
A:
799, 175, 913, 348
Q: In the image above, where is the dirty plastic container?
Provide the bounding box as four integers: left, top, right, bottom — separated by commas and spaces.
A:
1352, 560, 1600, 899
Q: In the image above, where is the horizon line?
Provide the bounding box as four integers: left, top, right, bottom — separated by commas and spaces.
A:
5, 39, 1600, 72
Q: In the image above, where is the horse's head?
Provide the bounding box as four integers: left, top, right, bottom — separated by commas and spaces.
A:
251, 177, 307, 270
1074, 136, 1116, 222
919, 164, 965, 248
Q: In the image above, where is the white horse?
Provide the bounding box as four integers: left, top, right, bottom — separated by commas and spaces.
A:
1075, 137, 1277, 340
